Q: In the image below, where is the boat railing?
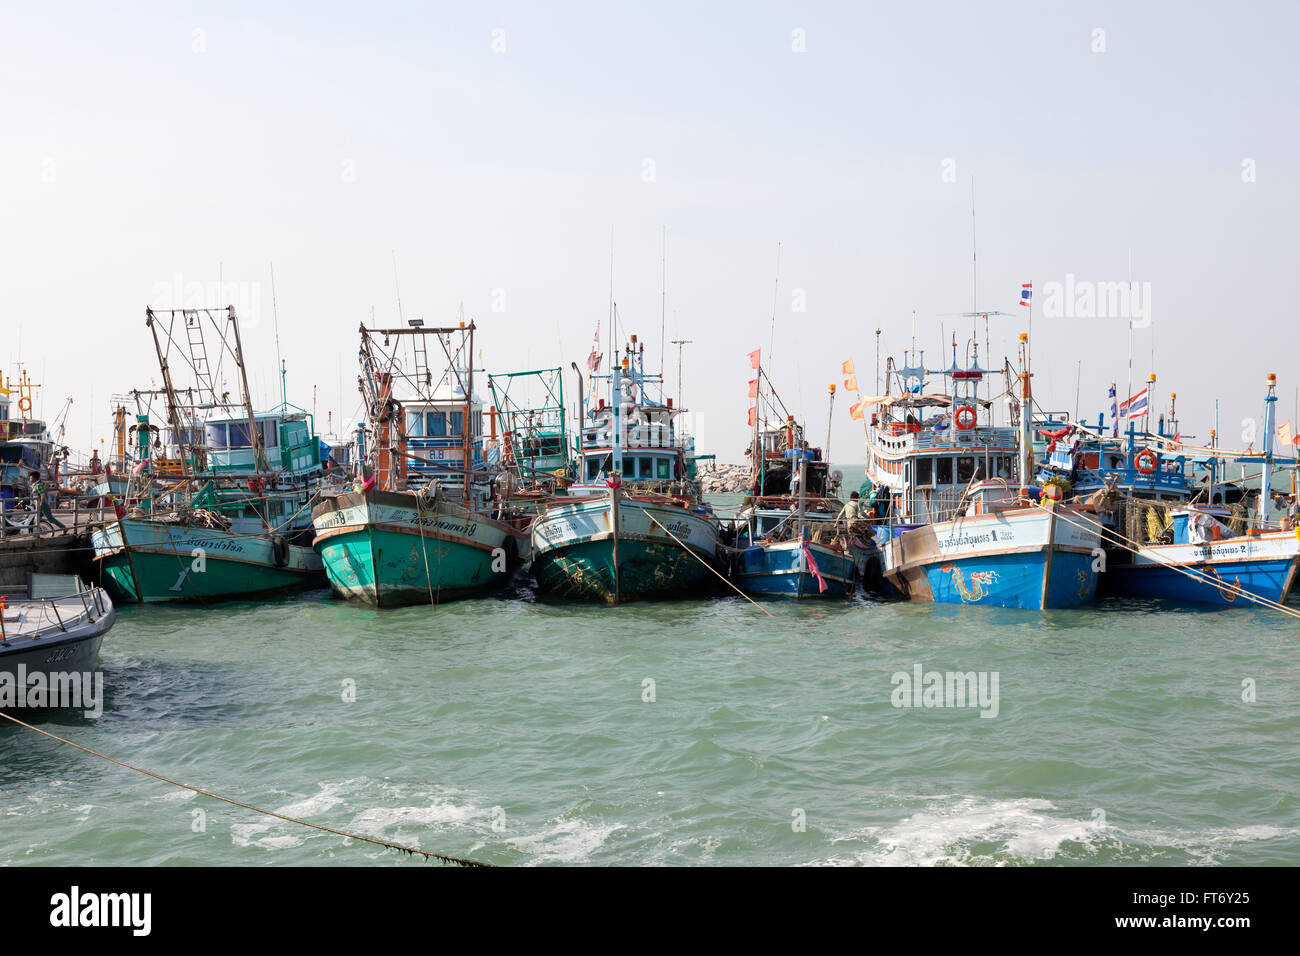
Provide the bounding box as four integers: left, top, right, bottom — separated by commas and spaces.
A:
0, 586, 105, 632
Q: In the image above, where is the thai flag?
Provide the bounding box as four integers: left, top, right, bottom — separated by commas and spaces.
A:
1019, 282, 1032, 307
1120, 388, 1149, 419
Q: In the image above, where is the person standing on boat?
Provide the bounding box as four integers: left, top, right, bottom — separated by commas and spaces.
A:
90, 450, 103, 476
30, 470, 65, 530
837, 491, 863, 524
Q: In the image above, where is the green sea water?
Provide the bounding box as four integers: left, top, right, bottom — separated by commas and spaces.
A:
4, 477, 1300, 867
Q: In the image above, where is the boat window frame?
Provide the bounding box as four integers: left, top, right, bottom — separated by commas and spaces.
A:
936, 455, 954, 486
916, 456, 933, 486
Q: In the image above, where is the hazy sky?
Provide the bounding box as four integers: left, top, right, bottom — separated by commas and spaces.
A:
4, 1, 1297, 463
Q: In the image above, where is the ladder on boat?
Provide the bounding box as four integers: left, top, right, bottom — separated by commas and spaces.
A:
183, 310, 219, 406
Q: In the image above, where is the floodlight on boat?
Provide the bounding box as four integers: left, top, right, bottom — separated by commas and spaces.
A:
408, 318, 424, 327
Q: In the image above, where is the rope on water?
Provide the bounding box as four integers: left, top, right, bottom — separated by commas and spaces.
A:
0, 711, 495, 867
643, 511, 773, 617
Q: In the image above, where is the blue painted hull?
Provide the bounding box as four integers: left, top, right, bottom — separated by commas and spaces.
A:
883, 507, 1103, 609
1106, 556, 1297, 606
734, 540, 854, 598
919, 548, 1099, 609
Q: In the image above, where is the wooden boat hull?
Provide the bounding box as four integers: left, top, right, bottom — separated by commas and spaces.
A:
531, 496, 722, 603
90, 519, 323, 604
883, 505, 1102, 609
311, 489, 526, 607
1103, 532, 1300, 606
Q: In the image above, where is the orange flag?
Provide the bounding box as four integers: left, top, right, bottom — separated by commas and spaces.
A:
747, 406, 757, 427
844, 375, 858, 392
747, 379, 759, 398
1279, 420, 1294, 447
749, 349, 761, 369
849, 401, 865, 420
841, 358, 855, 376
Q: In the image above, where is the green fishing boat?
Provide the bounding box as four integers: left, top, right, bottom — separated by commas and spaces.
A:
91, 307, 326, 604
530, 332, 723, 603
311, 319, 529, 607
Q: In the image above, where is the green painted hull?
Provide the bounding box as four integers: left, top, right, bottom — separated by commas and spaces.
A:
314, 525, 504, 606
532, 536, 717, 603
310, 489, 523, 607
94, 544, 321, 605
90, 518, 324, 605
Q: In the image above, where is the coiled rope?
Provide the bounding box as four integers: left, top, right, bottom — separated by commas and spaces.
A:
0, 711, 494, 866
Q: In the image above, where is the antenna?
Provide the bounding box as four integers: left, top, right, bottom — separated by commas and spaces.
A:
660, 224, 667, 371
671, 339, 692, 411
970, 176, 978, 338
270, 261, 286, 406
607, 226, 615, 372
391, 250, 404, 323
768, 242, 782, 381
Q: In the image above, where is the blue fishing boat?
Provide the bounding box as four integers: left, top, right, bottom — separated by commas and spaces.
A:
1096, 374, 1300, 606
870, 335, 1102, 609
730, 364, 874, 598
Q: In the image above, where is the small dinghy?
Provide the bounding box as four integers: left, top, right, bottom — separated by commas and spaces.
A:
1, 574, 116, 691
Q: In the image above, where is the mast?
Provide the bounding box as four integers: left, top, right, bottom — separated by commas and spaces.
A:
1017, 332, 1032, 497
825, 384, 836, 472
145, 309, 191, 472
464, 321, 474, 504
1261, 372, 1278, 528
227, 306, 267, 480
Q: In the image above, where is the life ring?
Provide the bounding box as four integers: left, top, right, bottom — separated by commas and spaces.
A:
954, 405, 977, 430
18, 396, 32, 413
1134, 449, 1158, 475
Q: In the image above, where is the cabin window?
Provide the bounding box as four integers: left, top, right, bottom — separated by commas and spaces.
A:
639, 457, 651, 479
427, 412, 447, 436
407, 412, 425, 437
957, 456, 975, 483
263, 422, 280, 448
450, 411, 464, 436
228, 423, 254, 448
657, 458, 670, 479
205, 423, 227, 449
586, 459, 600, 480
916, 457, 933, 485
936, 456, 953, 485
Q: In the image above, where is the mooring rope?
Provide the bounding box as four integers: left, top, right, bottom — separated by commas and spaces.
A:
643, 510, 774, 617
0, 711, 494, 866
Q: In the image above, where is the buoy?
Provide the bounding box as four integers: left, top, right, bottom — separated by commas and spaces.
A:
1134, 449, 1158, 475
